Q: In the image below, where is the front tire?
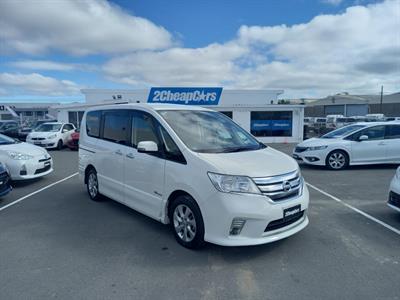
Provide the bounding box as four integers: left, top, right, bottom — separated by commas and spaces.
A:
169, 195, 205, 249
57, 140, 63, 150
86, 169, 102, 201
326, 150, 349, 170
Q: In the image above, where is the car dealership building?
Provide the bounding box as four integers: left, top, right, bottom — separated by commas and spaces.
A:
54, 88, 305, 143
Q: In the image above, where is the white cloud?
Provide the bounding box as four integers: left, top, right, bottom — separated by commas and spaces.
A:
103, 0, 400, 98
0, 0, 173, 55
0, 73, 82, 96
9, 60, 96, 72
321, 0, 343, 5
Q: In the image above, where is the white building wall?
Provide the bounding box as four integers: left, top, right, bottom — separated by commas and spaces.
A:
55, 89, 304, 143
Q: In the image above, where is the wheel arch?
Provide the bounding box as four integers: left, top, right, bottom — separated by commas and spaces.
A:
325, 148, 351, 166
84, 164, 96, 184
165, 190, 198, 224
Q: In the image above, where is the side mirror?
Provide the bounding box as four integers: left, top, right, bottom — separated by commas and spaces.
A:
137, 141, 158, 153
62, 129, 68, 133
358, 135, 369, 141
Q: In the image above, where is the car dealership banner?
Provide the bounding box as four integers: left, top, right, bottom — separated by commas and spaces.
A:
251, 120, 292, 131
147, 87, 223, 105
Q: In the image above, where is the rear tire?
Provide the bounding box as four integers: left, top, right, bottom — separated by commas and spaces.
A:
326, 150, 349, 170
57, 140, 63, 150
86, 169, 102, 201
169, 195, 205, 249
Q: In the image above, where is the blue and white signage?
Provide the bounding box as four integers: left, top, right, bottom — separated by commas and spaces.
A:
148, 87, 223, 105
251, 120, 292, 131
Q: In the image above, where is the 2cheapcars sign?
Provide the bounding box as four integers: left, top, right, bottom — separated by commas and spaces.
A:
147, 87, 222, 105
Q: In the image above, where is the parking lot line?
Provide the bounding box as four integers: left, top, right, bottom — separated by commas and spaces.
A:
306, 182, 400, 236
0, 172, 78, 212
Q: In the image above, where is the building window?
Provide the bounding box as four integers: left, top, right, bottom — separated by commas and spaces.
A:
24, 111, 33, 116
219, 111, 233, 118
68, 111, 85, 128
250, 111, 293, 137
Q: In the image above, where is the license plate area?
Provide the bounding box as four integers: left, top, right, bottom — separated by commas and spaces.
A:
283, 204, 301, 219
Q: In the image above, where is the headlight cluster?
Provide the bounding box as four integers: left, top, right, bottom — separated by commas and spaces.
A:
208, 172, 261, 194
306, 146, 328, 151
47, 134, 57, 139
7, 151, 33, 160
396, 167, 400, 180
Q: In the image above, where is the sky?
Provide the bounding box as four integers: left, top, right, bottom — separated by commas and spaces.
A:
0, 0, 399, 103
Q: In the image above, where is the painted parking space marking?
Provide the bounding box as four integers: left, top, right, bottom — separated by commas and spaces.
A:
306, 182, 400, 236
0, 172, 78, 212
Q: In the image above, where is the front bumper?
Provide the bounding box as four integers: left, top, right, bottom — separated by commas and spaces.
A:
26, 138, 58, 149
6, 157, 53, 180
388, 177, 400, 212
292, 150, 327, 166
201, 183, 310, 246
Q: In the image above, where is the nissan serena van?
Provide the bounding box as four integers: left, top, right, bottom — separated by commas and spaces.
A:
79, 104, 309, 248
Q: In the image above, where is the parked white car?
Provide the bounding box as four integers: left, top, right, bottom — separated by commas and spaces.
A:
26, 122, 76, 150
0, 133, 53, 180
293, 122, 400, 170
79, 104, 309, 249
388, 167, 400, 212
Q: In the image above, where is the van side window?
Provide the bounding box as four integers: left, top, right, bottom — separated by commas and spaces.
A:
158, 126, 187, 164
86, 111, 101, 137
385, 125, 400, 139
132, 112, 160, 147
102, 111, 130, 145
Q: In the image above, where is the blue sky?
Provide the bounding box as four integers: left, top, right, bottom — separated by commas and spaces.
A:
0, 0, 398, 102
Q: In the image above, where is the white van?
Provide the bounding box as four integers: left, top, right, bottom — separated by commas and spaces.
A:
79, 104, 309, 248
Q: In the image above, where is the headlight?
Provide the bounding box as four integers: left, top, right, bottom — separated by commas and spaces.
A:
306, 146, 328, 151
47, 134, 57, 139
7, 151, 34, 160
396, 167, 400, 180
208, 172, 261, 194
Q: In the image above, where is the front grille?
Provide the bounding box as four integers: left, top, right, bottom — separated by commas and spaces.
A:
34, 165, 51, 175
388, 191, 400, 209
295, 146, 308, 153
38, 157, 51, 163
265, 210, 304, 232
253, 170, 302, 202
32, 137, 45, 141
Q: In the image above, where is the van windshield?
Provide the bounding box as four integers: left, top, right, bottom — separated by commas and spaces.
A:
158, 110, 265, 153
321, 124, 366, 138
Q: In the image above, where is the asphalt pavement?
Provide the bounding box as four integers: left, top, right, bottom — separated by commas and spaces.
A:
0, 145, 399, 300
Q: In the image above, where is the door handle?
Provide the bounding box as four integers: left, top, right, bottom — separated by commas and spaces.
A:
126, 153, 135, 159
115, 150, 123, 155
378, 142, 386, 146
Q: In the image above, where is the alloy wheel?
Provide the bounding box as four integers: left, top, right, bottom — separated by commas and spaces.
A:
88, 173, 98, 198
173, 204, 197, 242
328, 152, 346, 169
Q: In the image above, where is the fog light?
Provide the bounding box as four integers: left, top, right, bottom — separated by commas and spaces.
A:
305, 157, 320, 162
20, 164, 27, 176
229, 218, 246, 235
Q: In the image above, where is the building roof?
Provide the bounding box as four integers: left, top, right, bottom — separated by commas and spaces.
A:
307, 92, 400, 106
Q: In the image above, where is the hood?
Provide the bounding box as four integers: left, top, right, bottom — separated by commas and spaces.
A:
197, 147, 298, 178
28, 131, 57, 138
0, 142, 48, 157
298, 137, 342, 147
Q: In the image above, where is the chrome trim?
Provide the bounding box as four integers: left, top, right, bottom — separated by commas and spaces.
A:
253, 170, 302, 202
253, 170, 299, 185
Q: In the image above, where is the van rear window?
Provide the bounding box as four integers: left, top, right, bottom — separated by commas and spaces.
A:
86, 111, 101, 138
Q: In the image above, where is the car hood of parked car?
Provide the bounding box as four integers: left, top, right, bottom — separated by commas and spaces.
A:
0, 142, 48, 157
29, 131, 59, 138
297, 137, 343, 147
197, 147, 299, 178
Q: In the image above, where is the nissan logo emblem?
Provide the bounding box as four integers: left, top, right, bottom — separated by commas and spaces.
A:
282, 181, 292, 192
